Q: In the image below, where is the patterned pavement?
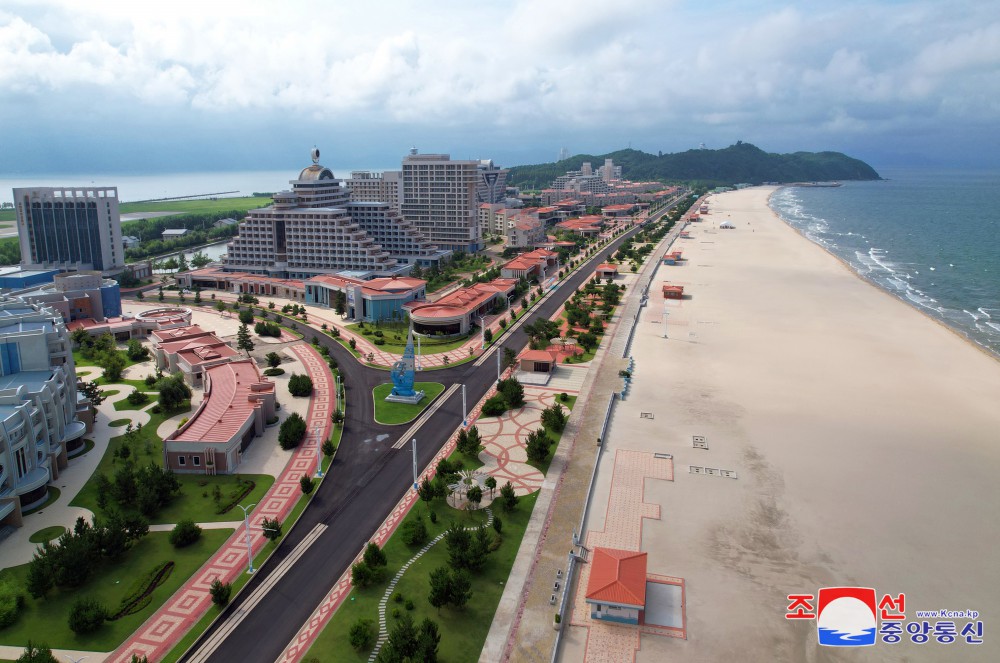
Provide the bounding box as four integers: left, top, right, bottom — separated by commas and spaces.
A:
106, 344, 333, 663
567, 450, 679, 663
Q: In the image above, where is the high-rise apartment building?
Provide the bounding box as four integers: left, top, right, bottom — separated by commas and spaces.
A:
0, 298, 87, 527
476, 159, 508, 205
346, 171, 402, 213
13, 187, 124, 275
225, 149, 447, 278
401, 150, 482, 253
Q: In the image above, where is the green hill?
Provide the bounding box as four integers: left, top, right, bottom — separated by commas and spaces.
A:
508, 142, 880, 189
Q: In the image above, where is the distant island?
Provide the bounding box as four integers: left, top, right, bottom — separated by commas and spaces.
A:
508, 142, 881, 189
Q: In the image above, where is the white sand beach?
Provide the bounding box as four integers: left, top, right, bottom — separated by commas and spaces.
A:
568, 187, 1000, 662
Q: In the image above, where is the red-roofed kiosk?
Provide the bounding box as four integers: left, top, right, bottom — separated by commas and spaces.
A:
585, 547, 648, 625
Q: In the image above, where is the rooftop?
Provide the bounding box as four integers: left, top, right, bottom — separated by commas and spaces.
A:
585, 547, 648, 608
174, 359, 274, 443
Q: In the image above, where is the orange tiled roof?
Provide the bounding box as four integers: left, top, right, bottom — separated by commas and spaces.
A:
585, 547, 647, 607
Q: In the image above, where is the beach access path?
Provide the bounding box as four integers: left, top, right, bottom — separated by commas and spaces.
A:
559, 187, 1000, 663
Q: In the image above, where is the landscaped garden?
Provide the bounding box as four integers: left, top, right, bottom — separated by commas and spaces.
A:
348, 321, 472, 355
372, 382, 446, 425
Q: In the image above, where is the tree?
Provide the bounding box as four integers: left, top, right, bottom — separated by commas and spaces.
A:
448, 569, 473, 608
349, 618, 377, 652
485, 476, 497, 498
266, 351, 282, 368
415, 618, 441, 662
321, 438, 335, 459
300, 474, 315, 495
238, 308, 255, 325
500, 481, 518, 512
497, 377, 525, 408
215, 300, 227, 313
15, 642, 58, 663
363, 542, 387, 569
351, 561, 375, 588
279, 413, 307, 449
541, 403, 567, 433
502, 347, 517, 372
331, 290, 347, 316
261, 517, 283, 541
158, 287, 164, 302
210, 578, 232, 607
78, 379, 105, 407
377, 613, 419, 663
481, 394, 507, 417
418, 476, 435, 504
428, 567, 451, 613
401, 518, 428, 546
68, 598, 108, 634
466, 485, 483, 509
236, 323, 254, 356
483, 328, 493, 344
191, 251, 211, 268
577, 332, 598, 353
99, 351, 127, 382
157, 374, 192, 411
136, 289, 146, 301
169, 520, 202, 548
288, 374, 313, 397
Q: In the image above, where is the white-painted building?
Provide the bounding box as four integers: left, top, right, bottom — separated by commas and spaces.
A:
401, 150, 482, 253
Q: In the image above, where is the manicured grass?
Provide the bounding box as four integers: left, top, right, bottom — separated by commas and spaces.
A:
305, 493, 538, 663
70, 413, 274, 524
119, 196, 271, 215
347, 324, 472, 355
21, 487, 60, 516
108, 418, 132, 427
28, 525, 66, 544
112, 392, 157, 411
372, 382, 446, 425
333, 336, 362, 358
0, 529, 232, 651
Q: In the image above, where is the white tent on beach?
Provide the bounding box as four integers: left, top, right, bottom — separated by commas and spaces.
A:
720, 220, 736, 229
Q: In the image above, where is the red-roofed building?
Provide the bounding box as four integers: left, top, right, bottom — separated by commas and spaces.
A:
500, 249, 559, 280
662, 251, 684, 265
164, 359, 276, 474
662, 283, 685, 299
555, 215, 603, 237
596, 263, 619, 280
177, 267, 305, 301
518, 349, 556, 373
152, 325, 239, 386
305, 273, 426, 322
601, 203, 637, 219
585, 547, 648, 625
406, 278, 518, 336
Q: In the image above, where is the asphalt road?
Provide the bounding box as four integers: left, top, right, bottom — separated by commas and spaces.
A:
182, 199, 684, 663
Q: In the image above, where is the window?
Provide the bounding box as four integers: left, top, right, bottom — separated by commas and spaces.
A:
178, 456, 186, 466
193, 456, 201, 467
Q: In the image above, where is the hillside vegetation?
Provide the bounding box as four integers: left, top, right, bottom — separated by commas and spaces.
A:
508, 142, 880, 189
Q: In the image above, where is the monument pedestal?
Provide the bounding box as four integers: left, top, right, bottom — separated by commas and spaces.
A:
385, 390, 425, 405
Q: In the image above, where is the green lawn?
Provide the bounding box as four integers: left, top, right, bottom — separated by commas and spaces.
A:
28, 525, 66, 544
72, 349, 151, 371
305, 493, 538, 663
119, 196, 271, 215
526, 396, 577, 476
347, 324, 472, 355
68, 401, 275, 525
372, 382, 446, 425
112, 392, 158, 411
0, 529, 232, 651
21, 487, 60, 516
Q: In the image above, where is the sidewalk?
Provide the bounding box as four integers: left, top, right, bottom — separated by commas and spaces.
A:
108, 343, 333, 663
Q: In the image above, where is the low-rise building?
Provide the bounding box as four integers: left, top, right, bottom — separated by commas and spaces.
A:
596, 263, 619, 280
0, 298, 88, 528
15, 271, 122, 323
500, 249, 559, 281
164, 359, 276, 474
152, 325, 238, 386
161, 228, 189, 240
505, 212, 545, 249
555, 216, 604, 237
585, 547, 648, 625
662, 283, 685, 299
306, 274, 425, 323
406, 278, 518, 336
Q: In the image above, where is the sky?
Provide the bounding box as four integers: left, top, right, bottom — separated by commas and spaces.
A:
1, 0, 998, 174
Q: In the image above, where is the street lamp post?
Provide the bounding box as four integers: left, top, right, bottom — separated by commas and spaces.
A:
462, 384, 467, 427
478, 315, 486, 350
411, 438, 418, 490
236, 502, 258, 574
416, 334, 422, 370
497, 344, 502, 383
662, 308, 669, 339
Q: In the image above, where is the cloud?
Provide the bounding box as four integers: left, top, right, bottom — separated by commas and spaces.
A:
0, 0, 998, 168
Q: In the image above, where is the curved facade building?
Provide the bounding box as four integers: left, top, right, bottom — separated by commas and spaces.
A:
0, 298, 87, 528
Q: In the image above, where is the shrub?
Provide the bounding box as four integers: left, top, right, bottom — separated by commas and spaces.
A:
559, 392, 569, 402
300, 474, 315, 495
349, 618, 376, 652
169, 520, 202, 548
401, 518, 428, 547
541, 403, 567, 433
373, 337, 385, 345
127, 389, 150, 406
0, 580, 25, 629
144, 374, 157, 387
288, 374, 313, 397
279, 413, 307, 449
68, 598, 108, 635
210, 578, 232, 607
497, 377, 525, 408
263, 367, 285, 376
481, 394, 507, 417
150, 404, 162, 414
266, 352, 282, 368
16, 642, 58, 663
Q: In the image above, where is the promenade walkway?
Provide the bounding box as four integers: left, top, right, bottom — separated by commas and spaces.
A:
108, 344, 333, 663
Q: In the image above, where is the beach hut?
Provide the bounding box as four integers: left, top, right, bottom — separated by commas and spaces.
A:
585, 548, 648, 625
662, 284, 685, 300
595, 263, 619, 280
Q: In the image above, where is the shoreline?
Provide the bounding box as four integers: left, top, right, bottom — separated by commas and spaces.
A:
560, 186, 1000, 662
765, 186, 1000, 365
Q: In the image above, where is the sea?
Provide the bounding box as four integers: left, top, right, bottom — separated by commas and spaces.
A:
768, 168, 1000, 358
